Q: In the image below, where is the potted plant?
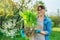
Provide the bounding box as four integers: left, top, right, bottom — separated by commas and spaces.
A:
19, 10, 37, 37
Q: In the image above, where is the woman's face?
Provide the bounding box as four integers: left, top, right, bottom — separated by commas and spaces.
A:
37, 7, 45, 16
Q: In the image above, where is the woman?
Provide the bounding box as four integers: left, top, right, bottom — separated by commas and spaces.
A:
21, 5, 52, 40
30, 5, 52, 40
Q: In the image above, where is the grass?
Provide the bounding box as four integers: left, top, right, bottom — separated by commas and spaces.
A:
0, 35, 29, 40
50, 27, 60, 40
0, 27, 60, 40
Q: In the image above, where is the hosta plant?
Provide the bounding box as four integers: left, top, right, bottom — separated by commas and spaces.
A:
19, 10, 37, 37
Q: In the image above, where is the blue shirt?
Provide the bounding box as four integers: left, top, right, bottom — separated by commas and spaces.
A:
43, 16, 52, 40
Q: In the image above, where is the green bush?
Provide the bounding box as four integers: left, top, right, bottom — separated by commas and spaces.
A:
49, 16, 60, 27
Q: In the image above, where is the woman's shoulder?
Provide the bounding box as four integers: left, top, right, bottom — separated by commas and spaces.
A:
44, 16, 52, 23
45, 16, 51, 21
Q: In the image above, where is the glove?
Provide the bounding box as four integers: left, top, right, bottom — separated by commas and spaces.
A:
20, 29, 25, 37
35, 29, 41, 33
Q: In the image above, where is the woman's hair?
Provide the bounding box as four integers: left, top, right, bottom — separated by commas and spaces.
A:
37, 5, 45, 11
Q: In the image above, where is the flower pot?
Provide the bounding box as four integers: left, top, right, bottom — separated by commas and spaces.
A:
24, 27, 35, 37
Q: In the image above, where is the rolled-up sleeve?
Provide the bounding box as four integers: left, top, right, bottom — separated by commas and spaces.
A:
44, 19, 52, 36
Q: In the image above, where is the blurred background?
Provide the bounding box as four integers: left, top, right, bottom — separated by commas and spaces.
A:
0, 0, 60, 40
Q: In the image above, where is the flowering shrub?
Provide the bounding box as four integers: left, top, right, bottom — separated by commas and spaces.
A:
0, 19, 17, 38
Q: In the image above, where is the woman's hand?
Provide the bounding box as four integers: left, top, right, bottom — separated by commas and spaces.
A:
35, 29, 47, 35
40, 31, 47, 35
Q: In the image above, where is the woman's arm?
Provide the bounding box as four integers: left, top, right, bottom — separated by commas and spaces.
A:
40, 19, 52, 35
